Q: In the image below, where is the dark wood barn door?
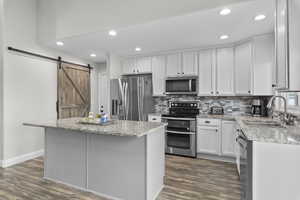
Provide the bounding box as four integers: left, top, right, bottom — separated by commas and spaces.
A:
57, 62, 91, 119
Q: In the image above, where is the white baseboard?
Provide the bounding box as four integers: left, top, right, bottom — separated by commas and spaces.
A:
1, 149, 44, 168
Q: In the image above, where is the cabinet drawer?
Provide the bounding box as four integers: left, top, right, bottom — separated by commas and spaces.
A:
197, 118, 220, 126
148, 115, 161, 122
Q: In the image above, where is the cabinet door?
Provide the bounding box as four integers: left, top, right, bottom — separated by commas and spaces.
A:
197, 126, 220, 155
182, 52, 198, 76
166, 53, 181, 77
216, 48, 235, 95
235, 42, 253, 95
221, 121, 236, 157
122, 59, 136, 74
136, 57, 152, 73
198, 50, 214, 96
275, 0, 289, 89
151, 56, 166, 96
253, 34, 275, 95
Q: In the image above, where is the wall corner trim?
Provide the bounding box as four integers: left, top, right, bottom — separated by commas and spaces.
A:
0, 150, 44, 168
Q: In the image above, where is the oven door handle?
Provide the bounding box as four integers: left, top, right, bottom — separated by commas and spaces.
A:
162, 117, 195, 121
166, 130, 196, 135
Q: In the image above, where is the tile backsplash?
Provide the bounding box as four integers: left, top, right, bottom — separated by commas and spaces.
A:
153, 95, 271, 115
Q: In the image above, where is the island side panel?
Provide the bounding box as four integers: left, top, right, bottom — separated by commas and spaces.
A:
87, 134, 147, 200
44, 128, 87, 188
146, 126, 165, 200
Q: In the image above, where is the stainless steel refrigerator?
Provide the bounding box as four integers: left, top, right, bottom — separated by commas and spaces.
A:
110, 74, 153, 121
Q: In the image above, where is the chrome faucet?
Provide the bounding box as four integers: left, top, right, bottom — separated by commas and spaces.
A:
267, 95, 296, 125
267, 95, 287, 115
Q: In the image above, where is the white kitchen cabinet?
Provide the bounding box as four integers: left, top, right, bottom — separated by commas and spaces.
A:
122, 58, 136, 74
182, 52, 198, 76
198, 50, 215, 96
136, 57, 152, 73
166, 53, 181, 77
221, 121, 236, 157
151, 56, 166, 96
275, 0, 289, 90
216, 48, 235, 95
288, 0, 300, 91
235, 42, 253, 95
197, 126, 221, 155
253, 34, 275, 95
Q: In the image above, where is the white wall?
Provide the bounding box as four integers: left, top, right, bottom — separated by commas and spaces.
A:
1, 0, 100, 163
0, 0, 4, 161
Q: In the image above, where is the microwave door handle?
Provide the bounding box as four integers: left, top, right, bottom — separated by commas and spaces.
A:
189, 80, 192, 91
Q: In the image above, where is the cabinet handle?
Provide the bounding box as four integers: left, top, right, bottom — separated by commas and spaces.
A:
137, 69, 139, 73
133, 69, 135, 73
205, 121, 211, 124
177, 72, 180, 75
216, 91, 219, 94
211, 91, 213, 94
272, 84, 277, 88
182, 72, 184, 74
248, 90, 251, 94
152, 118, 157, 120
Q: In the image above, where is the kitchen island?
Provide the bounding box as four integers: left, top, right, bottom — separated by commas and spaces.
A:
24, 118, 166, 200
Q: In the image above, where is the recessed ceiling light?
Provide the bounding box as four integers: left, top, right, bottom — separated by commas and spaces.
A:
90, 53, 97, 57
108, 30, 117, 36
220, 35, 229, 40
56, 41, 64, 46
135, 47, 142, 52
254, 14, 266, 21
220, 8, 231, 16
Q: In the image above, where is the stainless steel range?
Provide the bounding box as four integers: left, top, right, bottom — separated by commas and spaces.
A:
162, 101, 199, 158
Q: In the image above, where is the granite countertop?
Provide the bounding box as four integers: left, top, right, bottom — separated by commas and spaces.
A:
150, 113, 300, 145
24, 118, 167, 138
236, 116, 300, 145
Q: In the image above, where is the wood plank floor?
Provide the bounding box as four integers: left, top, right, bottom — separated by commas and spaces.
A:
0, 155, 240, 200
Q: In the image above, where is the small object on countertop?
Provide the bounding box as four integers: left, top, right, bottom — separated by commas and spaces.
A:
88, 112, 94, 119
210, 106, 224, 115
101, 113, 108, 123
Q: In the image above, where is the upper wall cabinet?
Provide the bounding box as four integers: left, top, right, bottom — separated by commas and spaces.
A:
235, 42, 253, 95
288, 0, 300, 91
216, 47, 235, 95
123, 58, 137, 74
122, 57, 151, 74
136, 57, 152, 73
182, 52, 198, 76
166, 53, 181, 77
151, 56, 166, 96
275, 0, 300, 91
198, 50, 215, 96
253, 34, 275, 95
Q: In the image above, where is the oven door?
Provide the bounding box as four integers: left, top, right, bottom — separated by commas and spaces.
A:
165, 78, 197, 95
163, 117, 196, 157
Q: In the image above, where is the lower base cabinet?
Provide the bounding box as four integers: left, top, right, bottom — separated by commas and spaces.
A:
221, 121, 236, 157
197, 126, 221, 155
197, 118, 236, 158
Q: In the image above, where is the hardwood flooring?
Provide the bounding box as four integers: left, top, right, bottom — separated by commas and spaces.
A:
0, 155, 240, 200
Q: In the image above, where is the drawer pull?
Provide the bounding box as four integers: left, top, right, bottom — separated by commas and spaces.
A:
205, 121, 211, 124
152, 118, 157, 120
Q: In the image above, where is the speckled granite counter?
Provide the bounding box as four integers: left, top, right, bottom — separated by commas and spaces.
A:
24, 118, 166, 137
236, 116, 300, 145
150, 113, 300, 145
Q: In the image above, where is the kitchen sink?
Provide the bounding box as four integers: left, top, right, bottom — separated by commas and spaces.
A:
242, 119, 285, 128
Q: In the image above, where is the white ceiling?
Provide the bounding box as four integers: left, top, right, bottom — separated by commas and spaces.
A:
46, 0, 275, 63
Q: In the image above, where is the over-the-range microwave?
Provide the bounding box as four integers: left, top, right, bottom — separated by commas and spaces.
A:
165, 76, 198, 95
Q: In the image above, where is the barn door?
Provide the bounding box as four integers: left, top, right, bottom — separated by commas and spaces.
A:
57, 62, 91, 119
